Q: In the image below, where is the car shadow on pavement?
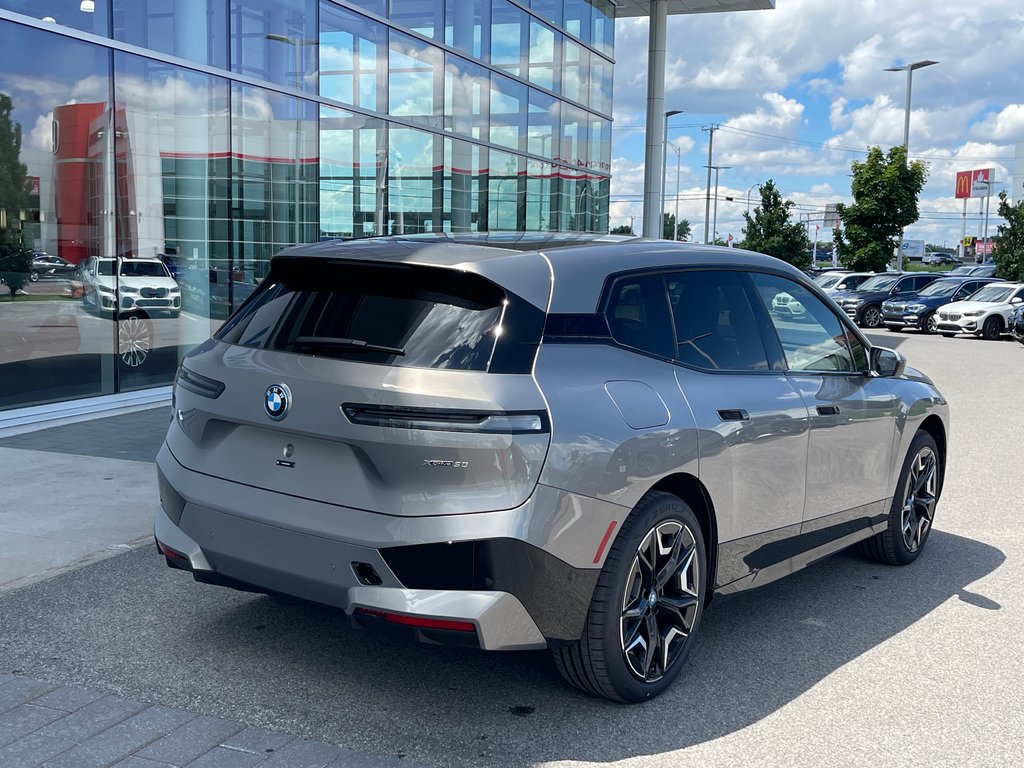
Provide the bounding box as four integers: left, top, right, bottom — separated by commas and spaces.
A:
0, 531, 1004, 767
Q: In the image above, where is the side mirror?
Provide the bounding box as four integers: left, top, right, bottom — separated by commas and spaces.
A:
870, 346, 906, 378
1012, 297, 1023, 305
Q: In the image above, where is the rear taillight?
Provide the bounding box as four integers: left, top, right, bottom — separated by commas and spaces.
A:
341, 403, 548, 434
175, 365, 225, 399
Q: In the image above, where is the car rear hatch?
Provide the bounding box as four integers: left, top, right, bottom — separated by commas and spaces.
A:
166, 244, 552, 517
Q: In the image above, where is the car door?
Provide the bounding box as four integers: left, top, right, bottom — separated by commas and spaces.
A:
749, 273, 899, 536
664, 269, 811, 589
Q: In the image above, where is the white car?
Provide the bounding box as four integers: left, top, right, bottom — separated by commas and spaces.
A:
81, 256, 181, 318
813, 271, 876, 294
935, 282, 1024, 340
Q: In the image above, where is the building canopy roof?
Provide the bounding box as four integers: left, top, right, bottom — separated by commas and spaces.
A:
615, 0, 775, 17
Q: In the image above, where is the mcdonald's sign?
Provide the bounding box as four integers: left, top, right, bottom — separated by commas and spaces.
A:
955, 171, 972, 199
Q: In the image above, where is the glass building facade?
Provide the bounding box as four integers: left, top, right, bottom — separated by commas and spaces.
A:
0, 0, 613, 411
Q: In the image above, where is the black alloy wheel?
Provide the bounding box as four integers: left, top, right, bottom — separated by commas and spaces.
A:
981, 316, 1002, 340
552, 491, 706, 703
861, 305, 883, 328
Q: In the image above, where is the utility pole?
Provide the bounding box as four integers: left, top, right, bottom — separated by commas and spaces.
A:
709, 164, 731, 245
702, 125, 716, 244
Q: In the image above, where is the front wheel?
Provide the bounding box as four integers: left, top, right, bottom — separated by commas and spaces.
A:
860, 305, 882, 328
861, 431, 941, 565
30, 270, 39, 282
552, 491, 706, 702
981, 316, 1002, 340
922, 312, 938, 335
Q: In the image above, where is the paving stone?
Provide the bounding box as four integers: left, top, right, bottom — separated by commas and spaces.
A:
0, 732, 76, 766
30, 686, 104, 714
121, 705, 196, 734
0, 678, 57, 714
324, 750, 413, 767
136, 715, 246, 765
257, 738, 344, 768
221, 725, 295, 756
36, 695, 147, 744
184, 745, 268, 768
0, 703, 67, 748
111, 758, 177, 768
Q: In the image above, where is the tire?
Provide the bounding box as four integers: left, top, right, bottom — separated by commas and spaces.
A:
981, 316, 1002, 340
922, 312, 938, 335
861, 431, 941, 566
860, 305, 882, 328
30, 270, 39, 282
552, 491, 707, 703
941, 332, 956, 338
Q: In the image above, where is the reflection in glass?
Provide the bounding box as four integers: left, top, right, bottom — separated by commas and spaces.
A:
230, 0, 318, 92
320, 106, 386, 238
445, 54, 489, 140
389, 31, 443, 129
489, 72, 525, 152
592, 0, 615, 56
527, 89, 558, 160
589, 55, 611, 115
320, 2, 386, 111
387, 127, 439, 234
445, 138, 484, 232
561, 38, 587, 106
488, 149, 522, 231
527, 19, 557, 91
390, 0, 442, 39
0, 23, 113, 409
0, 0, 110, 35
113, 0, 226, 67
590, 116, 610, 171
560, 102, 588, 169
444, 0, 488, 60
525, 159, 556, 232
490, 0, 525, 77
563, 0, 591, 44
529, 0, 562, 27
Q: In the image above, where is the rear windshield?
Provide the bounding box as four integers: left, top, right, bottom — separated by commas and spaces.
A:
216, 258, 540, 373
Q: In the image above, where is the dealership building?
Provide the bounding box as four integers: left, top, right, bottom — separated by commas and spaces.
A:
0, 0, 771, 421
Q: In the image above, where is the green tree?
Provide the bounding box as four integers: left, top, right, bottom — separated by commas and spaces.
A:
992, 191, 1024, 282
833, 146, 928, 272
610, 224, 635, 235
740, 179, 810, 268
0, 244, 31, 297
662, 213, 691, 241
0, 92, 30, 297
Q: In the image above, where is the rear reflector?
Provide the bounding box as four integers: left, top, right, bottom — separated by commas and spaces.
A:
354, 607, 476, 633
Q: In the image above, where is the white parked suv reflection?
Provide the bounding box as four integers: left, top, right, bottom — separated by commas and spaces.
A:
935, 282, 1024, 340
81, 256, 181, 318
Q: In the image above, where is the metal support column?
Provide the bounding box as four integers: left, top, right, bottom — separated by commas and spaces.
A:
641, 0, 668, 239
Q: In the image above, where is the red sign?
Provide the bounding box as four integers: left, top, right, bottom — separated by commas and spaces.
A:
955, 171, 972, 199
955, 168, 996, 199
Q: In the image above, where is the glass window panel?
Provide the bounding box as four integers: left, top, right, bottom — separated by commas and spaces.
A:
390, 0, 442, 39
113, 52, 230, 391
525, 159, 555, 232
230, 0, 318, 92
389, 31, 443, 129
444, 54, 489, 140
1, 0, 110, 35
320, 105, 386, 238
232, 83, 318, 293
561, 38, 588, 106
489, 72, 526, 152
113, 0, 226, 68
527, 20, 557, 92
387, 126, 440, 234
589, 116, 610, 171
487, 149, 522, 231
606, 274, 674, 359
560, 102, 588, 169
344, 0, 384, 15
589, 56, 611, 115
320, 2, 386, 111
527, 89, 558, 160
591, 0, 615, 56
591, 175, 609, 233
444, 0, 488, 60
0, 23, 114, 410
490, 0, 526, 77
444, 137, 485, 232
667, 271, 770, 371
563, 0, 591, 45
529, 0, 561, 27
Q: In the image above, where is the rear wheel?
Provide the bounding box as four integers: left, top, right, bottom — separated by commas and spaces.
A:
552, 491, 706, 703
861, 305, 882, 328
861, 431, 940, 565
981, 316, 1002, 340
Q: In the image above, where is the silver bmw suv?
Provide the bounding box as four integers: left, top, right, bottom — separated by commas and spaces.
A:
156, 234, 948, 702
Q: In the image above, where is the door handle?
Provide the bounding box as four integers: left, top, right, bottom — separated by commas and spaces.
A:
717, 409, 750, 422
816, 404, 841, 416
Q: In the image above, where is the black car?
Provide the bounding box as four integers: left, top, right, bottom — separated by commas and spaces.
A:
30, 252, 78, 282
1012, 305, 1024, 345
881, 276, 999, 334
832, 272, 941, 328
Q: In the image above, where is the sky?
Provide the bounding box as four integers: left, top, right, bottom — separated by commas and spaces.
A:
609, 0, 1024, 248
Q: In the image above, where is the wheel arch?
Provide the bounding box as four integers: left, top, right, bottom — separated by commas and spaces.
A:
646, 473, 719, 603
917, 414, 947, 487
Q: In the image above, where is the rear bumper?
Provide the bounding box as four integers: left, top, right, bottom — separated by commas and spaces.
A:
155, 442, 621, 648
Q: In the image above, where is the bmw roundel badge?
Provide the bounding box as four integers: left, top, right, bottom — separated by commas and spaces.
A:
264, 383, 291, 421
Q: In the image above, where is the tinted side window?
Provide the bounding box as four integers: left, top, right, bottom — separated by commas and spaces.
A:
751, 274, 866, 373
605, 274, 674, 358
666, 271, 769, 372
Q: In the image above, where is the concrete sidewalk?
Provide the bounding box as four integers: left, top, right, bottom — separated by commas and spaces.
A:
0, 408, 416, 768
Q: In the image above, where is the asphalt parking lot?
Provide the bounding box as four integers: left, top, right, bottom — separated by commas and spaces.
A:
1, 329, 1023, 767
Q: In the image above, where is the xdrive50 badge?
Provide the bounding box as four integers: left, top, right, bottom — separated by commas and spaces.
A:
423, 459, 469, 468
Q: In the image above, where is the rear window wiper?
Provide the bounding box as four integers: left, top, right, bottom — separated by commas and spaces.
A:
285, 336, 406, 356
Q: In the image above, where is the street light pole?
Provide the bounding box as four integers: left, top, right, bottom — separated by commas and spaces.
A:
661, 109, 683, 239
884, 59, 938, 271
670, 142, 682, 240
709, 164, 731, 245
